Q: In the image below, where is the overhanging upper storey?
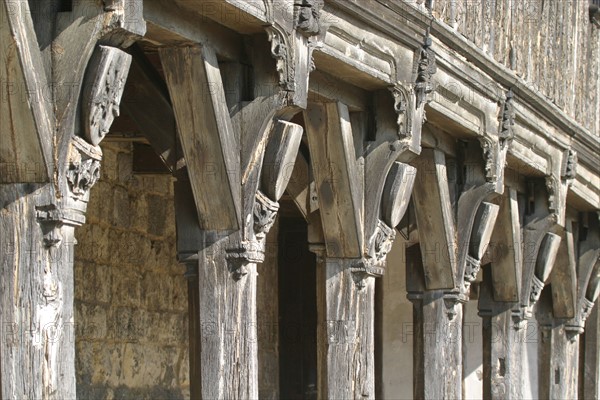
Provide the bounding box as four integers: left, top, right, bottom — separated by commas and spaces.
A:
141, 0, 599, 210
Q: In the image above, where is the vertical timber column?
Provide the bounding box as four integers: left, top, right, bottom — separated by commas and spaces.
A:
304, 97, 417, 399
0, 0, 142, 394
312, 248, 377, 399
406, 245, 463, 399
162, 41, 306, 398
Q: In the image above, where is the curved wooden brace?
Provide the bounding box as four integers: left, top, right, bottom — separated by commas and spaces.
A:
565, 213, 600, 335
261, 121, 304, 201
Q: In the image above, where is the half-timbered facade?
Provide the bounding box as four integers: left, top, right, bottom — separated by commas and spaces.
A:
1, 0, 599, 398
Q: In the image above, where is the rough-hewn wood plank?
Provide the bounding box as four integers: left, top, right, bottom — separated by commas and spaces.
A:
304, 102, 363, 258
411, 148, 456, 289
160, 45, 241, 230
0, 0, 54, 182
316, 256, 375, 400
0, 185, 77, 399
262, 122, 304, 201
550, 218, 577, 318
489, 188, 521, 302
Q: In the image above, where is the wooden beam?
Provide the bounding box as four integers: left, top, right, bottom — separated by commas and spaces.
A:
490, 188, 522, 302
160, 45, 241, 230
304, 102, 363, 258
411, 148, 456, 289
0, 0, 54, 182
550, 219, 578, 318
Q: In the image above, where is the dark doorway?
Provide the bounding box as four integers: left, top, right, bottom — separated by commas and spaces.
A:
278, 211, 318, 400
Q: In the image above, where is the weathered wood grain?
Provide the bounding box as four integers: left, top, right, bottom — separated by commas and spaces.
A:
550, 219, 578, 318
411, 148, 456, 289
316, 256, 376, 400
0, 185, 77, 399
304, 102, 363, 258
262, 121, 304, 201
489, 188, 522, 302
0, 0, 54, 183
160, 45, 241, 230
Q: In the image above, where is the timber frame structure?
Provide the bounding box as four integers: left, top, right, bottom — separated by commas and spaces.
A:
0, 0, 599, 399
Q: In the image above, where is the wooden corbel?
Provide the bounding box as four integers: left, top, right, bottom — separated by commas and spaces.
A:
413, 100, 513, 317
515, 149, 576, 323
387, 33, 437, 157
266, 0, 327, 108
565, 213, 600, 339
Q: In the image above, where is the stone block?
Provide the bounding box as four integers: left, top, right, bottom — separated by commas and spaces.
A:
112, 186, 131, 228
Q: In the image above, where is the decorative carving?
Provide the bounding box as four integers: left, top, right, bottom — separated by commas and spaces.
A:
66, 137, 102, 199
443, 291, 468, 320
36, 206, 64, 248
226, 243, 264, 281
82, 45, 132, 146
296, 0, 324, 36
253, 191, 280, 241
561, 149, 577, 181
415, 34, 437, 108
351, 260, 385, 290
566, 298, 596, 340
389, 83, 414, 143
529, 274, 545, 304
545, 176, 559, 215
499, 90, 515, 144
266, 26, 294, 92
463, 255, 481, 292
366, 220, 396, 266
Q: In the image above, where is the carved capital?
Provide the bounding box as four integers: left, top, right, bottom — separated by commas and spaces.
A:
565, 298, 595, 340
529, 274, 545, 305
66, 137, 102, 200
443, 290, 468, 320
366, 220, 396, 268
350, 259, 385, 290
415, 35, 437, 108
253, 190, 279, 241
226, 242, 264, 281
82, 45, 132, 146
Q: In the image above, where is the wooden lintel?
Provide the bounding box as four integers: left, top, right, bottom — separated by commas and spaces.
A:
412, 148, 456, 289
490, 188, 522, 302
160, 45, 241, 230
304, 102, 363, 258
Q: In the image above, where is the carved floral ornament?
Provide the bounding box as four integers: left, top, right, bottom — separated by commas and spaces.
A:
82, 45, 132, 146
66, 137, 103, 199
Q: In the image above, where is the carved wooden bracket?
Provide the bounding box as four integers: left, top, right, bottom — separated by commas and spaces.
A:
415, 34, 437, 108
564, 213, 600, 338
81, 46, 132, 146
266, 0, 327, 107
546, 148, 577, 226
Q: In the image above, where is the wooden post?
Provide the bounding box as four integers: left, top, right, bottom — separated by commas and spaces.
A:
0, 1, 142, 396
303, 83, 419, 397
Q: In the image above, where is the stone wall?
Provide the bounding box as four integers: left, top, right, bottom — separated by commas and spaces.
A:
74, 141, 189, 399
